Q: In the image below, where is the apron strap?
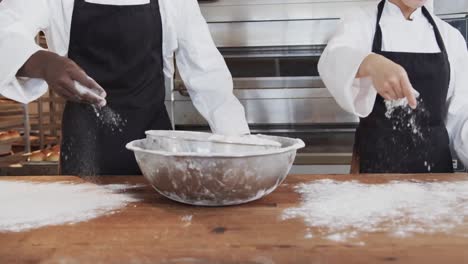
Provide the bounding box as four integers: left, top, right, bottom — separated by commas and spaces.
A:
372, 0, 386, 53
421, 7, 448, 54
372, 0, 448, 55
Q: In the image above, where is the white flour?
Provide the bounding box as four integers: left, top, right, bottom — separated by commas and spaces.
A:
0, 181, 140, 233
384, 94, 433, 171
384, 89, 420, 119
282, 179, 468, 242
384, 97, 412, 119
385, 97, 425, 137
181, 215, 193, 222
92, 105, 126, 132
181, 215, 193, 228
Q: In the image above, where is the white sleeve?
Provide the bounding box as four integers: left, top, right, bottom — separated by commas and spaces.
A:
318, 8, 377, 117
0, 0, 50, 103
173, 0, 250, 136
445, 30, 468, 168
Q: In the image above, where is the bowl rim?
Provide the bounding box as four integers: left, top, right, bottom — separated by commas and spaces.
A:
126, 135, 305, 158
145, 130, 281, 147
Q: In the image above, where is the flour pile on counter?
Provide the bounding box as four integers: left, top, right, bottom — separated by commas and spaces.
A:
0, 181, 140, 232
282, 179, 468, 242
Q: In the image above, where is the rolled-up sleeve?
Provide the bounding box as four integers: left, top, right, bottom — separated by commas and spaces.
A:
445, 31, 468, 167
173, 0, 250, 136
318, 8, 377, 118
0, 0, 49, 103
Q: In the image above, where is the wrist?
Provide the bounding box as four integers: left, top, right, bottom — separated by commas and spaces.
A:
359, 53, 381, 78
19, 50, 58, 79
35, 51, 60, 80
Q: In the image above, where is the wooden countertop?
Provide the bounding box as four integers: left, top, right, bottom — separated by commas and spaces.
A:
1, 174, 467, 264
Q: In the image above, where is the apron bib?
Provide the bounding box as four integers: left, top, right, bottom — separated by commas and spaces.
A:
355, 0, 454, 174
61, 0, 171, 176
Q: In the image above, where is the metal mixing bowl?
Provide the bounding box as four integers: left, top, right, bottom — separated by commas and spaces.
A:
126, 131, 305, 206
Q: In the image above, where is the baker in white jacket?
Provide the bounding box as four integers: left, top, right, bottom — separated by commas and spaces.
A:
0, 0, 250, 175
319, 0, 468, 173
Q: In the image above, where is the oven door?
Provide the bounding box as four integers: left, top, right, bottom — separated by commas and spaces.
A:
172, 45, 358, 130
171, 45, 358, 169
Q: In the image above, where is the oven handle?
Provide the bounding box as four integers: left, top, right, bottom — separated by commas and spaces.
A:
175, 77, 325, 92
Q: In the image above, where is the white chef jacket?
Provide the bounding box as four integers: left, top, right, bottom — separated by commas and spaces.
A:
318, 0, 468, 167
0, 0, 250, 136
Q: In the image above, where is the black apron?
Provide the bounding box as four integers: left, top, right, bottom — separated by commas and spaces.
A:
61, 0, 172, 176
355, 0, 454, 174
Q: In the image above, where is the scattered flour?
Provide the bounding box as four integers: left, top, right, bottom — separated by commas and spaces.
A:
0, 181, 139, 232
385, 97, 426, 138
69, 105, 127, 176
181, 215, 193, 222
181, 215, 193, 228
282, 179, 468, 242
384, 97, 412, 119
304, 228, 314, 239
384, 94, 434, 172
91, 105, 126, 132
384, 89, 420, 119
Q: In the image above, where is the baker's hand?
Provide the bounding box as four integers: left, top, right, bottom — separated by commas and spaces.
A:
358, 53, 417, 109
18, 51, 106, 106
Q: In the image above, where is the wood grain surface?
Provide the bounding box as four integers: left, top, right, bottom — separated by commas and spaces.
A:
0, 174, 467, 264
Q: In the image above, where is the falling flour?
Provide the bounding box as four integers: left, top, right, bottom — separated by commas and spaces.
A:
384, 95, 433, 172
384, 96, 426, 138
92, 105, 127, 132
67, 105, 127, 177
384, 97, 412, 119
0, 181, 140, 233
282, 179, 468, 242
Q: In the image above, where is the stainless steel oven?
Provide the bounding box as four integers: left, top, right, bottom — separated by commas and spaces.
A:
165, 0, 375, 171
165, 0, 467, 173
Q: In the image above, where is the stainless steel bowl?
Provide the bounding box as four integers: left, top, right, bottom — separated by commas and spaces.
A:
126, 131, 305, 206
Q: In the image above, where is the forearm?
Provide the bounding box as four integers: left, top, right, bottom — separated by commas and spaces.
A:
357, 53, 381, 78
17, 50, 58, 79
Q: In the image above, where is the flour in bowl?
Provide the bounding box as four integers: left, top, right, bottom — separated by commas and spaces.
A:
282, 179, 468, 242
0, 181, 140, 232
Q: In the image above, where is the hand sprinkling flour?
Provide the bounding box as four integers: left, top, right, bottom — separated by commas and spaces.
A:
384, 89, 420, 119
